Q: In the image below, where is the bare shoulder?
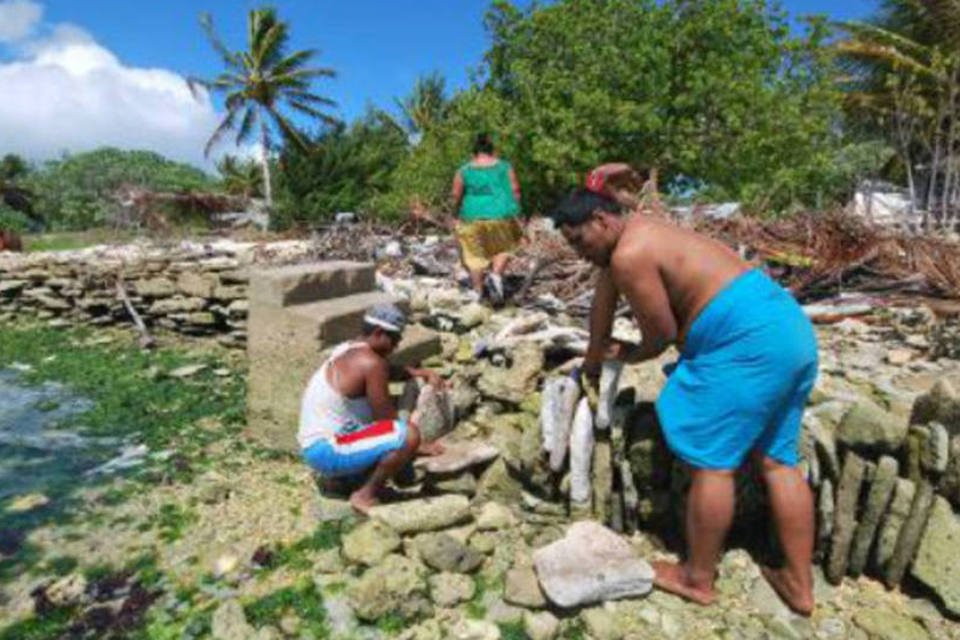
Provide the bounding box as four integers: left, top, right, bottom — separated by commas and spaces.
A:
610, 216, 659, 273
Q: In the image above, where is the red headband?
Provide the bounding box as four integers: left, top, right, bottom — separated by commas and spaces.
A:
585, 170, 606, 194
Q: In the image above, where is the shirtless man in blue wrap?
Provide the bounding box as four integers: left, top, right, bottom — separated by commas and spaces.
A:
549, 185, 819, 615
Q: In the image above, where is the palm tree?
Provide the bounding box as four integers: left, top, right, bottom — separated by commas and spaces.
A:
217, 155, 264, 198
190, 7, 340, 215
837, 1, 960, 223
395, 71, 448, 139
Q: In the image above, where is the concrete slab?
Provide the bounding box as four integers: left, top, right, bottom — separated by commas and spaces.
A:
248, 261, 375, 308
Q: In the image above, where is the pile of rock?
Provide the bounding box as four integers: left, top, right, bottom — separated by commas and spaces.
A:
0, 240, 317, 347
401, 291, 960, 623
819, 380, 960, 616
313, 495, 652, 640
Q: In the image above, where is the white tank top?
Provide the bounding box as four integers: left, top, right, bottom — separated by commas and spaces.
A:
297, 342, 375, 449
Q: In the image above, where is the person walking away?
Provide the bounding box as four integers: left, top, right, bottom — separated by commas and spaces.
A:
450, 132, 523, 304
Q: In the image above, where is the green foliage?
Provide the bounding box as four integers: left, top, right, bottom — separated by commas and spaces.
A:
275, 110, 409, 226
26, 148, 212, 230
378, 88, 512, 217
0, 153, 30, 181
0, 203, 29, 232
379, 0, 847, 215
217, 155, 264, 197
396, 71, 450, 137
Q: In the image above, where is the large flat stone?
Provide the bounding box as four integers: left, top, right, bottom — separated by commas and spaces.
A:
838, 400, 908, 454
504, 566, 548, 608
248, 261, 375, 308
415, 441, 500, 474
341, 519, 401, 566
910, 496, 960, 616
347, 554, 431, 622
413, 532, 484, 573
369, 495, 471, 534
532, 520, 653, 608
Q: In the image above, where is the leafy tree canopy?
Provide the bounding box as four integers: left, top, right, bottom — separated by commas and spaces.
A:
26, 148, 213, 230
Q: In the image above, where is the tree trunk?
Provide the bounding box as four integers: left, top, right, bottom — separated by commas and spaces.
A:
944, 70, 960, 231
260, 120, 273, 211
926, 94, 947, 221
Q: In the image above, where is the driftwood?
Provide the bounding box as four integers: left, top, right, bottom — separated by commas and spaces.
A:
116, 276, 155, 349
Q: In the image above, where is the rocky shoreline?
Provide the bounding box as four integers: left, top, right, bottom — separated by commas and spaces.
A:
2, 243, 960, 638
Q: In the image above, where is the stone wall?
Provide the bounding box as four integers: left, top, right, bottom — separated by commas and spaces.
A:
0, 240, 318, 347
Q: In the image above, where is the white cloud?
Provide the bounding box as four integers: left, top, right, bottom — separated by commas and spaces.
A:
0, 0, 42, 43
0, 12, 229, 169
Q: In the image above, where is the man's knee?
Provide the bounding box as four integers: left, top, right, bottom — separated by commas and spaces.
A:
405, 423, 421, 451
690, 467, 736, 480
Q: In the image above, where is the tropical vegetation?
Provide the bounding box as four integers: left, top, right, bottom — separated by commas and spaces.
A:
7, 0, 960, 234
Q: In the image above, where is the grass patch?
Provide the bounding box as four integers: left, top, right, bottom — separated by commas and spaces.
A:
148, 503, 197, 543
82, 562, 117, 583
0, 607, 74, 640
135, 604, 214, 640
375, 612, 408, 635
560, 619, 587, 639
499, 621, 531, 640
465, 574, 489, 620
244, 579, 327, 637
271, 521, 344, 571
31, 554, 79, 577
23, 229, 137, 253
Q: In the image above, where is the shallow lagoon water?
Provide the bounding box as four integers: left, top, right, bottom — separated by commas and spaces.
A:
0, 369, 122, 501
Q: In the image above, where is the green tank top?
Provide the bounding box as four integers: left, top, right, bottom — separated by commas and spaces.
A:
458, 160, 520, 222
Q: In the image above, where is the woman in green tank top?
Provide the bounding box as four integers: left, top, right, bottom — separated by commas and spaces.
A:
450, 133, 523, 304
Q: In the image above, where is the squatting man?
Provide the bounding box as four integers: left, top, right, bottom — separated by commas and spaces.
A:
550, 174, 818, 616
297, 303, 445, 515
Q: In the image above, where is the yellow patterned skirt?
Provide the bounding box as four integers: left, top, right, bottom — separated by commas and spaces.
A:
455, 218, 523, 271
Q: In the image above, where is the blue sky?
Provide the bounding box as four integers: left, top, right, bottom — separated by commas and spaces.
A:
0, 0, 877, 166
38, 0, 877, 121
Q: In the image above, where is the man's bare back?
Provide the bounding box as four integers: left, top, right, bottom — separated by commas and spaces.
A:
611, 215, 749, 349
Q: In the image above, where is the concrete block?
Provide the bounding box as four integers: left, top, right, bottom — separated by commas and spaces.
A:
248, 261, 375, 308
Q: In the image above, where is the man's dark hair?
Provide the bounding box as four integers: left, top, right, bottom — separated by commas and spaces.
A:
548, 188, 623, 227
473, 132, 495, 155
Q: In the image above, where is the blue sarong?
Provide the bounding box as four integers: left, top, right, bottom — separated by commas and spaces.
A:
655, 269, 818, 470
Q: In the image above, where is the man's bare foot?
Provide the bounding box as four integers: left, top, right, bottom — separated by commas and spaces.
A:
652, 561, 716, 606
761, 566, 814, 617
349, 489, 378, 515
417, 441, 445, 456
